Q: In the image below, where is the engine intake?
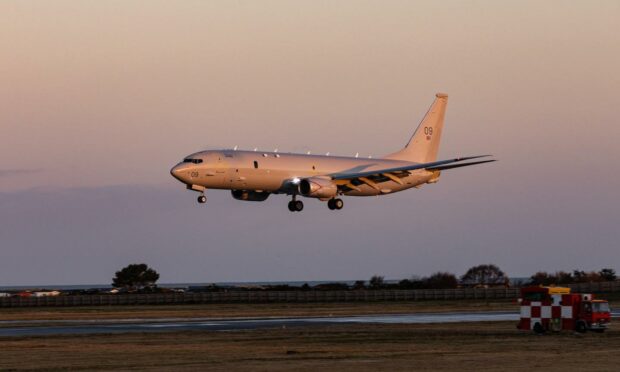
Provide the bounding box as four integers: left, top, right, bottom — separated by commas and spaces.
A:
299, 177, 338, 198
231, 190, 270, 202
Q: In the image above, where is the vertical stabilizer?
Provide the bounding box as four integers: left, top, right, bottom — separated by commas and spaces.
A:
384, 93, 448, 163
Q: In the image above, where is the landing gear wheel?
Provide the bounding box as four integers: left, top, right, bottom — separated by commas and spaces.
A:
294, 200, 304, 212
197, 195, 207, 204
533, 322, 545, 334
327, 199, 336, 210
334, 198, 344, 210
288, 201, 296, 212
576, 321, 587, 333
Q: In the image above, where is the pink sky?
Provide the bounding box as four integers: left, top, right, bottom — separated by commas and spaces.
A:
1, 1, 619, 285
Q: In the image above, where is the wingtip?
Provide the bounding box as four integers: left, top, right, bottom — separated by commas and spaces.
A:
436, 93, 448, 98
457, 155, 493, 161
429, 158, 497, 172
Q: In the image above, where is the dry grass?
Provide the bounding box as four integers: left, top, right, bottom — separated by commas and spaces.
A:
0, 300, 515, 323
0, 322, 619, 371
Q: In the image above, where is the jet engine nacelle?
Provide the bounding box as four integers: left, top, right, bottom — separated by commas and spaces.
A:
231, 190, 270, 202
299, 177, 338, 198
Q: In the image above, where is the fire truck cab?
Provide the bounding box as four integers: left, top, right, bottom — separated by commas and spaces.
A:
518, 286, 611, 333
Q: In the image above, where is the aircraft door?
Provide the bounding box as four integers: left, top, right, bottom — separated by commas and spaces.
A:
205, 154, 228, 188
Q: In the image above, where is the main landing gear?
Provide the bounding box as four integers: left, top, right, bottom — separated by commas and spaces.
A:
327, 198, 343, 210
287, 196, 343, 212
197, 194, 207, 204
288, 196, 304, 212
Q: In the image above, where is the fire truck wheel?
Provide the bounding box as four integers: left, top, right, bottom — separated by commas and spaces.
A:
575, 321, 587, 333
533, 322, 545, 334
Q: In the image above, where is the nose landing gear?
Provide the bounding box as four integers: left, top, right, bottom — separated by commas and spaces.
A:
327, 198, 343, 210
197, 194, 207, 204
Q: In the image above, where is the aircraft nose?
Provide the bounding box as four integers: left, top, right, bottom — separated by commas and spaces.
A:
170, 163, 189, 183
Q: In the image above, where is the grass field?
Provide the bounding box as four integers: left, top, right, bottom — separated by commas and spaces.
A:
0, 322, 618, 371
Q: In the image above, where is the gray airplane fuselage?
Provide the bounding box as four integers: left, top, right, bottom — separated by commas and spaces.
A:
170, 150, 436, 197
170, 94, 494, 211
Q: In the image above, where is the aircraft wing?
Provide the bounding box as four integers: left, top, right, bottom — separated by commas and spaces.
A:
329, 155, 495, 191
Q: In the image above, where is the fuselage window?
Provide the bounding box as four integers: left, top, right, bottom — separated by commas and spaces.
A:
254, 161, 258, 169
312, 165, 316, 170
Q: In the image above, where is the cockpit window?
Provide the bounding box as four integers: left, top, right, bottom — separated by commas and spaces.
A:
592, 302, 610, 313
183, 158, 203, 164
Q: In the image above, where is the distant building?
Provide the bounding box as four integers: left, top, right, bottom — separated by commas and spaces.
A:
32, 291, 61, 297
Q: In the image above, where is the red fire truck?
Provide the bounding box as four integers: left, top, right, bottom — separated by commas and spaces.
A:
517, 286, 611, 333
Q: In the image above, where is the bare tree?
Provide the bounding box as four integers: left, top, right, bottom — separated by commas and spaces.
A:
599, 268, 617, 281
461, 264, 508, 287
369, 275, 385, 289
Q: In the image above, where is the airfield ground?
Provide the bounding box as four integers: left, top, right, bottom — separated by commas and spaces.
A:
1, 299, 618, 370
0, 322, 619, 371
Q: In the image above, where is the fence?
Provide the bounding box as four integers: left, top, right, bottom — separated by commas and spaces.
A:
1, 281, 618, 308
568, 280, 620, 293
0, 287, 520, 308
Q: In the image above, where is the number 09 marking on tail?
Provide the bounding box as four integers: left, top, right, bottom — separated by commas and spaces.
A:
424, 126, 433, 140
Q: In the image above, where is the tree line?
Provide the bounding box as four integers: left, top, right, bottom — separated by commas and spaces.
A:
528, 269, 617, 286
367, 264, 509, 290
111, 263, 617, 292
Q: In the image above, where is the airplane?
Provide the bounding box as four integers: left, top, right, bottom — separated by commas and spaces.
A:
170, 93, 495, 212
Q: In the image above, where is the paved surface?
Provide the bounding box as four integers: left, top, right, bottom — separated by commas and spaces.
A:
0, 310, 617, 337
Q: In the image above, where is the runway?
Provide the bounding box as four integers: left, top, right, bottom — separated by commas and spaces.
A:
1, 310, 617, 337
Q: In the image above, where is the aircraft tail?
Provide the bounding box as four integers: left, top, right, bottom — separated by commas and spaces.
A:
384, 93, 448, 163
